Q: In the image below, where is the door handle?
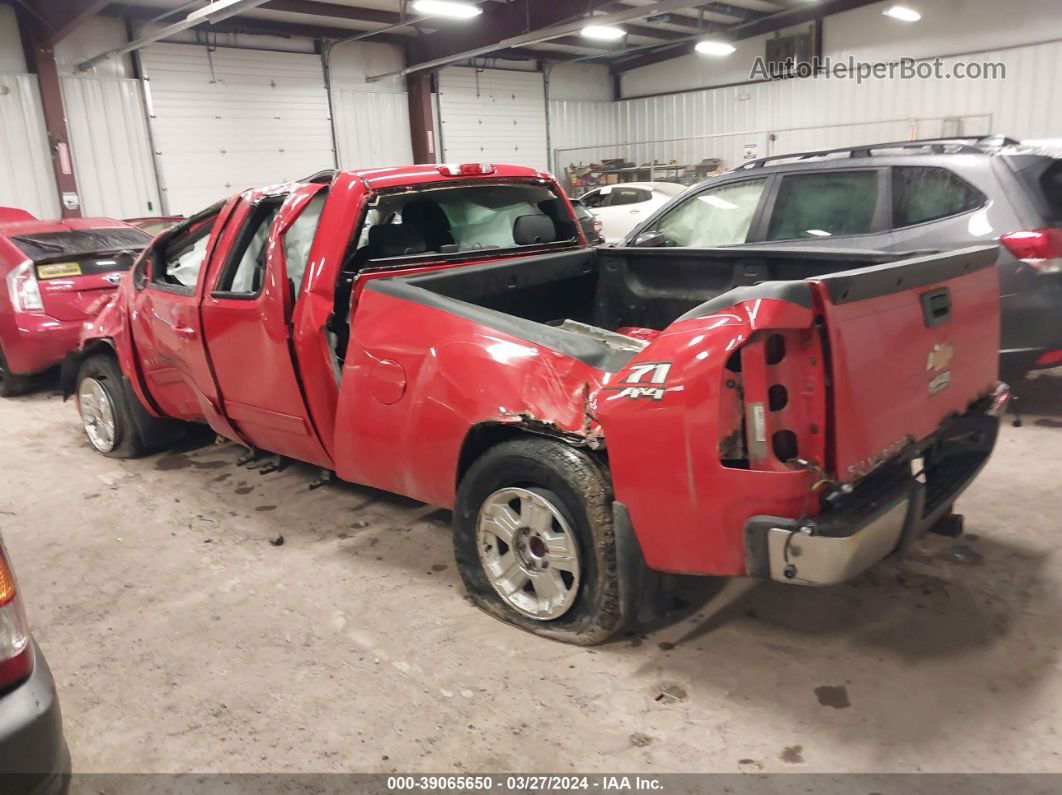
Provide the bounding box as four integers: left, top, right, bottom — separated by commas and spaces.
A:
174, 325, 197, 339
630, 209, 642, 214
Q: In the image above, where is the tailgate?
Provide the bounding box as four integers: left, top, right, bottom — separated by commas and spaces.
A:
812, 246, 1000, 481
35, 256, 126, 322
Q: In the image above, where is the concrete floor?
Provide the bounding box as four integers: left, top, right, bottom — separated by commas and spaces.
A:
1, 370, 1060, 774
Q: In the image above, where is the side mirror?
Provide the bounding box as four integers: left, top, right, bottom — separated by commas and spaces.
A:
632, 230, 667, 248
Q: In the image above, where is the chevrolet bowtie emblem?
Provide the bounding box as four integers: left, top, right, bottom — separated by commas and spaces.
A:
927, 341, 954, 372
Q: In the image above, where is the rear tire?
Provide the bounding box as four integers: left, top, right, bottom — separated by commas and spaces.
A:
76, 355, 148, 458
453, 437, 622, 645
0, 348, 31, 398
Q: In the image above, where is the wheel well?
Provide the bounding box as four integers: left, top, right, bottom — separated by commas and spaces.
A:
60, 340, 117, 399
456, 422, 606, 487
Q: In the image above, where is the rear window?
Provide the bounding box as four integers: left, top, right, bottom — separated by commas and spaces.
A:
609, 187, 652, 206
352, 182, 577, 263
11, 228, 150, 263
766, 171, 879, 240
892, 166, 985, 227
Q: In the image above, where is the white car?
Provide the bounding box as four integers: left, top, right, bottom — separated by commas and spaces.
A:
578, 182, 686, 244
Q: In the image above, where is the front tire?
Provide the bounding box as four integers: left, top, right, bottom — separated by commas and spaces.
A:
76, 355, 147, 458
453, 437, 622, 645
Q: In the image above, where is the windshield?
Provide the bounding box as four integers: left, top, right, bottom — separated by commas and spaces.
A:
351, 182, 578, 264
11, 228, 151, 262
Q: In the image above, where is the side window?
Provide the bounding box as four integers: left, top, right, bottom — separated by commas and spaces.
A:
580, 189, 607, 209
282, 191, 327, 293
609, 187, 652, 206
766, 171, 879, 241
214, 199, 283, 295
654, 179, 767, 247
893, 166, 986, 227
153, 213, 219, 290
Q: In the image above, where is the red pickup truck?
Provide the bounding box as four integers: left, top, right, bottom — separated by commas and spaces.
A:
65, 164, 1008, 644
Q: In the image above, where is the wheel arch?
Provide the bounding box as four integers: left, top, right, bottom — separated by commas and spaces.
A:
60, 339, 118, 400
456, 420, 607, 490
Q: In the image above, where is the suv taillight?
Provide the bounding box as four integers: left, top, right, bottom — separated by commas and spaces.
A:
6, 261, 44, 313
999, 229, 1062, 273
0, 541, 31, 691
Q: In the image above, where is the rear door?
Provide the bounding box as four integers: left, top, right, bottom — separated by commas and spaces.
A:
200, 185, 332, 468
751, 168, 891, 249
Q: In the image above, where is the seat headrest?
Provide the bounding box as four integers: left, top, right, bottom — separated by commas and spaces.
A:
401, 201, 454, 251
368, 224, 426, 259
513, 214, 556, 246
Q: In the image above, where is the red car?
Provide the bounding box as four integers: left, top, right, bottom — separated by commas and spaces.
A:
65, 164, 1007, 644
0, 210, 150, 396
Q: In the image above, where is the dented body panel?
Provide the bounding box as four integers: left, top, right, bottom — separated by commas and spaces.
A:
75, 163, 1004, 590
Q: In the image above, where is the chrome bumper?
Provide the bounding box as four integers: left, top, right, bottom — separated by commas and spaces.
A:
743, 409, 1000, 587
765, 498, 909, 585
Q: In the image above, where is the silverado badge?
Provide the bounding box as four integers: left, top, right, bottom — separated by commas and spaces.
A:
927, 341, 953, 395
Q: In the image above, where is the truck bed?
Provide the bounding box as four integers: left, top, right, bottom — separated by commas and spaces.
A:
364, 245, 915, 371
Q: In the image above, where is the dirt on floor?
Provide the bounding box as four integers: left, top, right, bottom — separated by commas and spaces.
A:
0, 370, 1060, 774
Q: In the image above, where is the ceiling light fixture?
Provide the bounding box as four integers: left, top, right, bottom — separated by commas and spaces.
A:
882, 5, 922, 22
695, 39, 736, 57
581, 24, 627, 40
411, 0, 483, 20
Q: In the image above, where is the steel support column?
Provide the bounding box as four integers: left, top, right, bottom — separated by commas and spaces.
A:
407, 73, 436, 165
17, 9, 82, 219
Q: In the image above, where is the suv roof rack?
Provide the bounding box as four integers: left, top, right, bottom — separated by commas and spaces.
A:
734, 135, 1022, 170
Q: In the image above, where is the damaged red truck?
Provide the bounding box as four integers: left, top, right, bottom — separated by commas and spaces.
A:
65, 164, 1009, 643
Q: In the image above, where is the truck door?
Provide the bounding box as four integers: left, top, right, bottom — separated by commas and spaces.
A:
129, 202, 234, 425
200, 185, 333, 468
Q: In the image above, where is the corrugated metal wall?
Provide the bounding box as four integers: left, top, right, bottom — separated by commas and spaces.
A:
550, 38, 1062, 173
0, 72, 60, 219
438, 68, 549, 171
139, 43, 336, 215
331, 89, 412, 170
61, 76, 160, 219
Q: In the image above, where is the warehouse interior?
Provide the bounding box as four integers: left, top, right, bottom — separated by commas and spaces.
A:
0, 0, 1059, 789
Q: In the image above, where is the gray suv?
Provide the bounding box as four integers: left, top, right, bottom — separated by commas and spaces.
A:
625, 136, 1062, 380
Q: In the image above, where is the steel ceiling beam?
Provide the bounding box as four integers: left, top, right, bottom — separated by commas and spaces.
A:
379, 0, 722, 81
610, 0, 882, 72
19, 0, 110, 44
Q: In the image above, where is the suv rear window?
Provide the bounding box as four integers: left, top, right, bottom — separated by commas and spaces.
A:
892, 166, 985, 227
766, 171, 879, 240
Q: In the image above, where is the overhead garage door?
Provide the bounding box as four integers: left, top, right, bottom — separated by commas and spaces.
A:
0, 72, 60, 219
139, 44, 336, 215
437, 67, 548, 171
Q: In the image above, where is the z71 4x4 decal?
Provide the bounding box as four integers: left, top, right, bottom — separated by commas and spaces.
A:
607, 362, 672, 401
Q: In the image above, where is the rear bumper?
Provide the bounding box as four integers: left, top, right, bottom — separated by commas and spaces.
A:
744, 407, 1001, 586
0, 641, 70, 795
1, 315, 83, 377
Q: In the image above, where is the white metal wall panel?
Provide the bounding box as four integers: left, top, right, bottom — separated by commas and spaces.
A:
139, 43, 335, 215
438, 68, 548, 171
61, 76, 161, 218
597, 38, 1062, 170
331, 89, 412, 170
548, 100, 619, 173
0, 73, 59, 219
